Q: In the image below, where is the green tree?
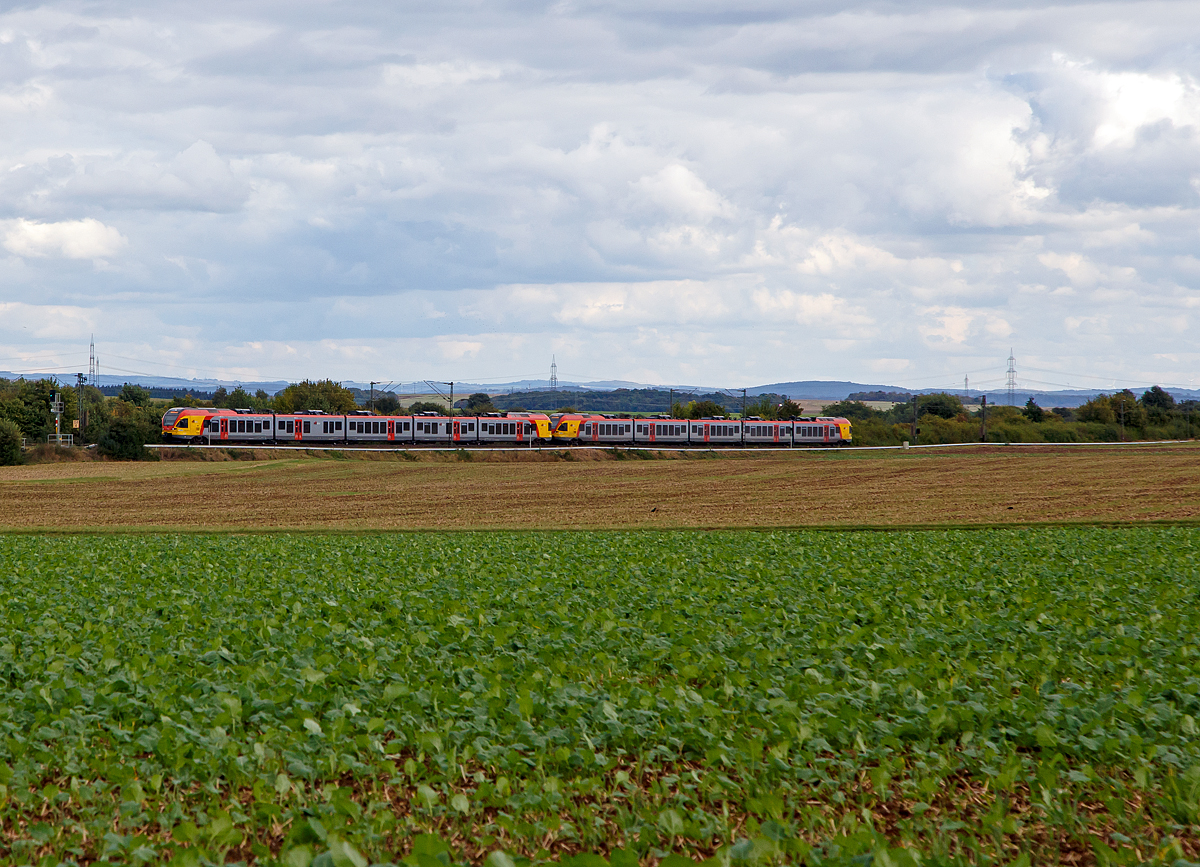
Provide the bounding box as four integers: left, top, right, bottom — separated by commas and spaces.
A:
0, 418, 21, 465
682, 399, 728, 419
1078, 394, 1115, 424
211, 386, 229, 407
920, 392, 965, 419
820, 400, 877, 421
1111, 389, 1145, 436
226, 386, 253, 408
1022, 397, 1045, 422
1142, 385, 1175, 425
408, 400, 448, 415
372, 393, 400, 415
253, 389, 271, 409
97, 402, 159, 460
1142, 385, 1175, 412
460, 392, 495, 415
273, 380, 359, 414
119, 383, 150, 406
777, 399, 802, 419
744, 397, 778, 419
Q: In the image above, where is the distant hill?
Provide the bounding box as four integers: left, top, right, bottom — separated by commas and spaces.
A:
748, 380, 912, 399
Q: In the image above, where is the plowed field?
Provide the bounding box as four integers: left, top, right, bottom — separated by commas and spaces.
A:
1, 443, 1197, 530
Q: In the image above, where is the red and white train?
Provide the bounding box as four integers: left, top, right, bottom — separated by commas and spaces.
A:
162, 407, 852, 447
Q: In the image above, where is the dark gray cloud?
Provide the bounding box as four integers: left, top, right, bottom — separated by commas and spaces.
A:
0, 0, 1197, 388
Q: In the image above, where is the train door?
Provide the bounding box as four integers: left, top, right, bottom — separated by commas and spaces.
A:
453, 420, 461, 443
387, 419, 395, 442
219, 417, 228, 440
294, 418, 303, 441
592, 422, 599, 443
773, 424, 780, 444
702, 422, 709, 443
648, 422, 656, 444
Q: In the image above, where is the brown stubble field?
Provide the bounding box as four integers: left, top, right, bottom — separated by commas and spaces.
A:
1, 442, 1197, 531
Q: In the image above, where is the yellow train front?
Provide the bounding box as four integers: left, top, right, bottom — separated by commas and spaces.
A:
161, 407, 215, 443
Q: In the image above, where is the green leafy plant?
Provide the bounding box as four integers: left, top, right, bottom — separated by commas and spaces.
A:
1, 529, 1198, 865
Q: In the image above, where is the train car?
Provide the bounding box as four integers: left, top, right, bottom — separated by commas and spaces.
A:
633, 418, 688, 446
793, 417, 851, 446
743, 418, 791, 447
578, 416, 635, 445
411, 414, 454, 444
202, 409, 275, 443
162, 406, 214, 443
270, 411, 344, 444
344, 413, 414, 444
690, 418, 742, 446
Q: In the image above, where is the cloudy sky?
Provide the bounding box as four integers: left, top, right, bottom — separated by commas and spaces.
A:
1, 0, 1198, 391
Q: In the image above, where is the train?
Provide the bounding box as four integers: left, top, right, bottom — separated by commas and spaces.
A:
161, 407, 853, 447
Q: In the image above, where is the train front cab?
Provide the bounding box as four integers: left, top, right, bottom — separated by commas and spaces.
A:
162, 407, 213, 443
551, 414, 584, 441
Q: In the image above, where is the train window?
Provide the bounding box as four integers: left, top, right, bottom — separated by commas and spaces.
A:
303, 421, 310, 433
335, 421, 342, 430
469, 423, 474, 431
255, 422, 262, 433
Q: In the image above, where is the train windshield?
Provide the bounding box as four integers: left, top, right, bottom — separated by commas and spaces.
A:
162, 408, 182, 426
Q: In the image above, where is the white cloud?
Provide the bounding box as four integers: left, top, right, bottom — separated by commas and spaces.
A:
1, 218, 126, 259
0, 0, 1197, 388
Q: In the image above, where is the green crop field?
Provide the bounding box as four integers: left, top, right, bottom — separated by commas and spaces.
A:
2, 529, 1199, 866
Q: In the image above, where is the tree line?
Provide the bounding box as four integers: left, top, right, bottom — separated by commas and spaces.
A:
821, 386, 1197, 446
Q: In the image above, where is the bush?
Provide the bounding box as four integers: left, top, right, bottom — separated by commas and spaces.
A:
97, 415, 159, 461
0, 418, 22, 465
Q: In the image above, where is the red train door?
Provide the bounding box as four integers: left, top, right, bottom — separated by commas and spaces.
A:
294, 418, 302, 441
219, 417, 227, 440
649, 422, 655, 444
515, 421, 523, 443
702, 422, 709, 443
592, 422, 599, 443
453, 420, 461, 442
388, 419, 395, 441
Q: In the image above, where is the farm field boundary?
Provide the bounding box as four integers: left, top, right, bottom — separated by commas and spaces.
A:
1, 444, 1198, 530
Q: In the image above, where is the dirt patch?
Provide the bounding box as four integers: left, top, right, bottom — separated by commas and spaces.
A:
1, 443, 1197, 530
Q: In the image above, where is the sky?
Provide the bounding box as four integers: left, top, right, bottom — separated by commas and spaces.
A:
1, 0, 1198, 393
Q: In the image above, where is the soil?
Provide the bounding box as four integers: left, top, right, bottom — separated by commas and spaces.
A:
1, 443, 1197, 531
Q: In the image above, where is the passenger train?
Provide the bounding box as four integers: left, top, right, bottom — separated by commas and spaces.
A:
162, 407, 852, 447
